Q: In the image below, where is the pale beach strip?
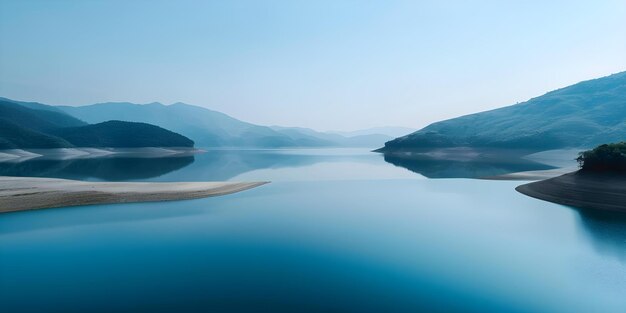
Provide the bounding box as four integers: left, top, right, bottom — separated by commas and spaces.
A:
0, 176, 268, 213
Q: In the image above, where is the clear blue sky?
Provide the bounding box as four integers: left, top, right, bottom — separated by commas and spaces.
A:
1, 0, 625, 131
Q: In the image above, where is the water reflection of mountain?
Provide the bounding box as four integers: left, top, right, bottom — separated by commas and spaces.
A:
0, 149, 380, 182
382, 150, 556, 179
155, 149, 380, 181
0, 156, 195, 181
575, 210, 626, 264
0, 149, 562, 182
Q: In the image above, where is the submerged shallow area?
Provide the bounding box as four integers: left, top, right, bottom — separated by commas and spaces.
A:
0, 149, 624, 312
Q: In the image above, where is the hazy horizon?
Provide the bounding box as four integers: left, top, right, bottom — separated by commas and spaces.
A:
1, 0, 625, 131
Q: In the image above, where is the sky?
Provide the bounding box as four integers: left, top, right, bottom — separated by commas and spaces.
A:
1, 0, 625, 131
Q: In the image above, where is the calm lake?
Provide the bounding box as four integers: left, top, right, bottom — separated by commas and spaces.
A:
1, 149, 625, 313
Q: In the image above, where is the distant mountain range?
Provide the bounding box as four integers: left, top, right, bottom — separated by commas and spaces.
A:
4, 71, 624, 151
379, 71, 626, 152
1, 97, 399, 149
0, 99, 193, 149
58, 101, 394, 148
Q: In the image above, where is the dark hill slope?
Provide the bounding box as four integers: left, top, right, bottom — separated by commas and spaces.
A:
0, 99, 86, 148
0, 100, 195, 149
52, 120, 194, 148
0, 99, 86, 132
0, 119, 73, 149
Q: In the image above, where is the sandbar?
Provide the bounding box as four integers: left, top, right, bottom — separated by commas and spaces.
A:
0, 176, 267, 213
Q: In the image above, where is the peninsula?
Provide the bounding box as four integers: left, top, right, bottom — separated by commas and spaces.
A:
516, 142, 626, 212
0, 176, 268, 213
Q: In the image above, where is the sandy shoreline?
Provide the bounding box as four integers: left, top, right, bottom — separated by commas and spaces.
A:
483, 167, 577, 181
516, 171, 626, 213
0, 176, 268, 213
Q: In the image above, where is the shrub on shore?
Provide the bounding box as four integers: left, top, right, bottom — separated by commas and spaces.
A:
576, 142, 626, 171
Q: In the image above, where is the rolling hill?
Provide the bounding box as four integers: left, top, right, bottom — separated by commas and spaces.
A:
379, 71, 626, 152
52, 121, 194, 148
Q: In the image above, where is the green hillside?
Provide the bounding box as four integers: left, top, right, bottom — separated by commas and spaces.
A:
380, 71, 626, 152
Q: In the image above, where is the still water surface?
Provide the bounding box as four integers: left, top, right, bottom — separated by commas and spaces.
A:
1, 149, 625, 312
